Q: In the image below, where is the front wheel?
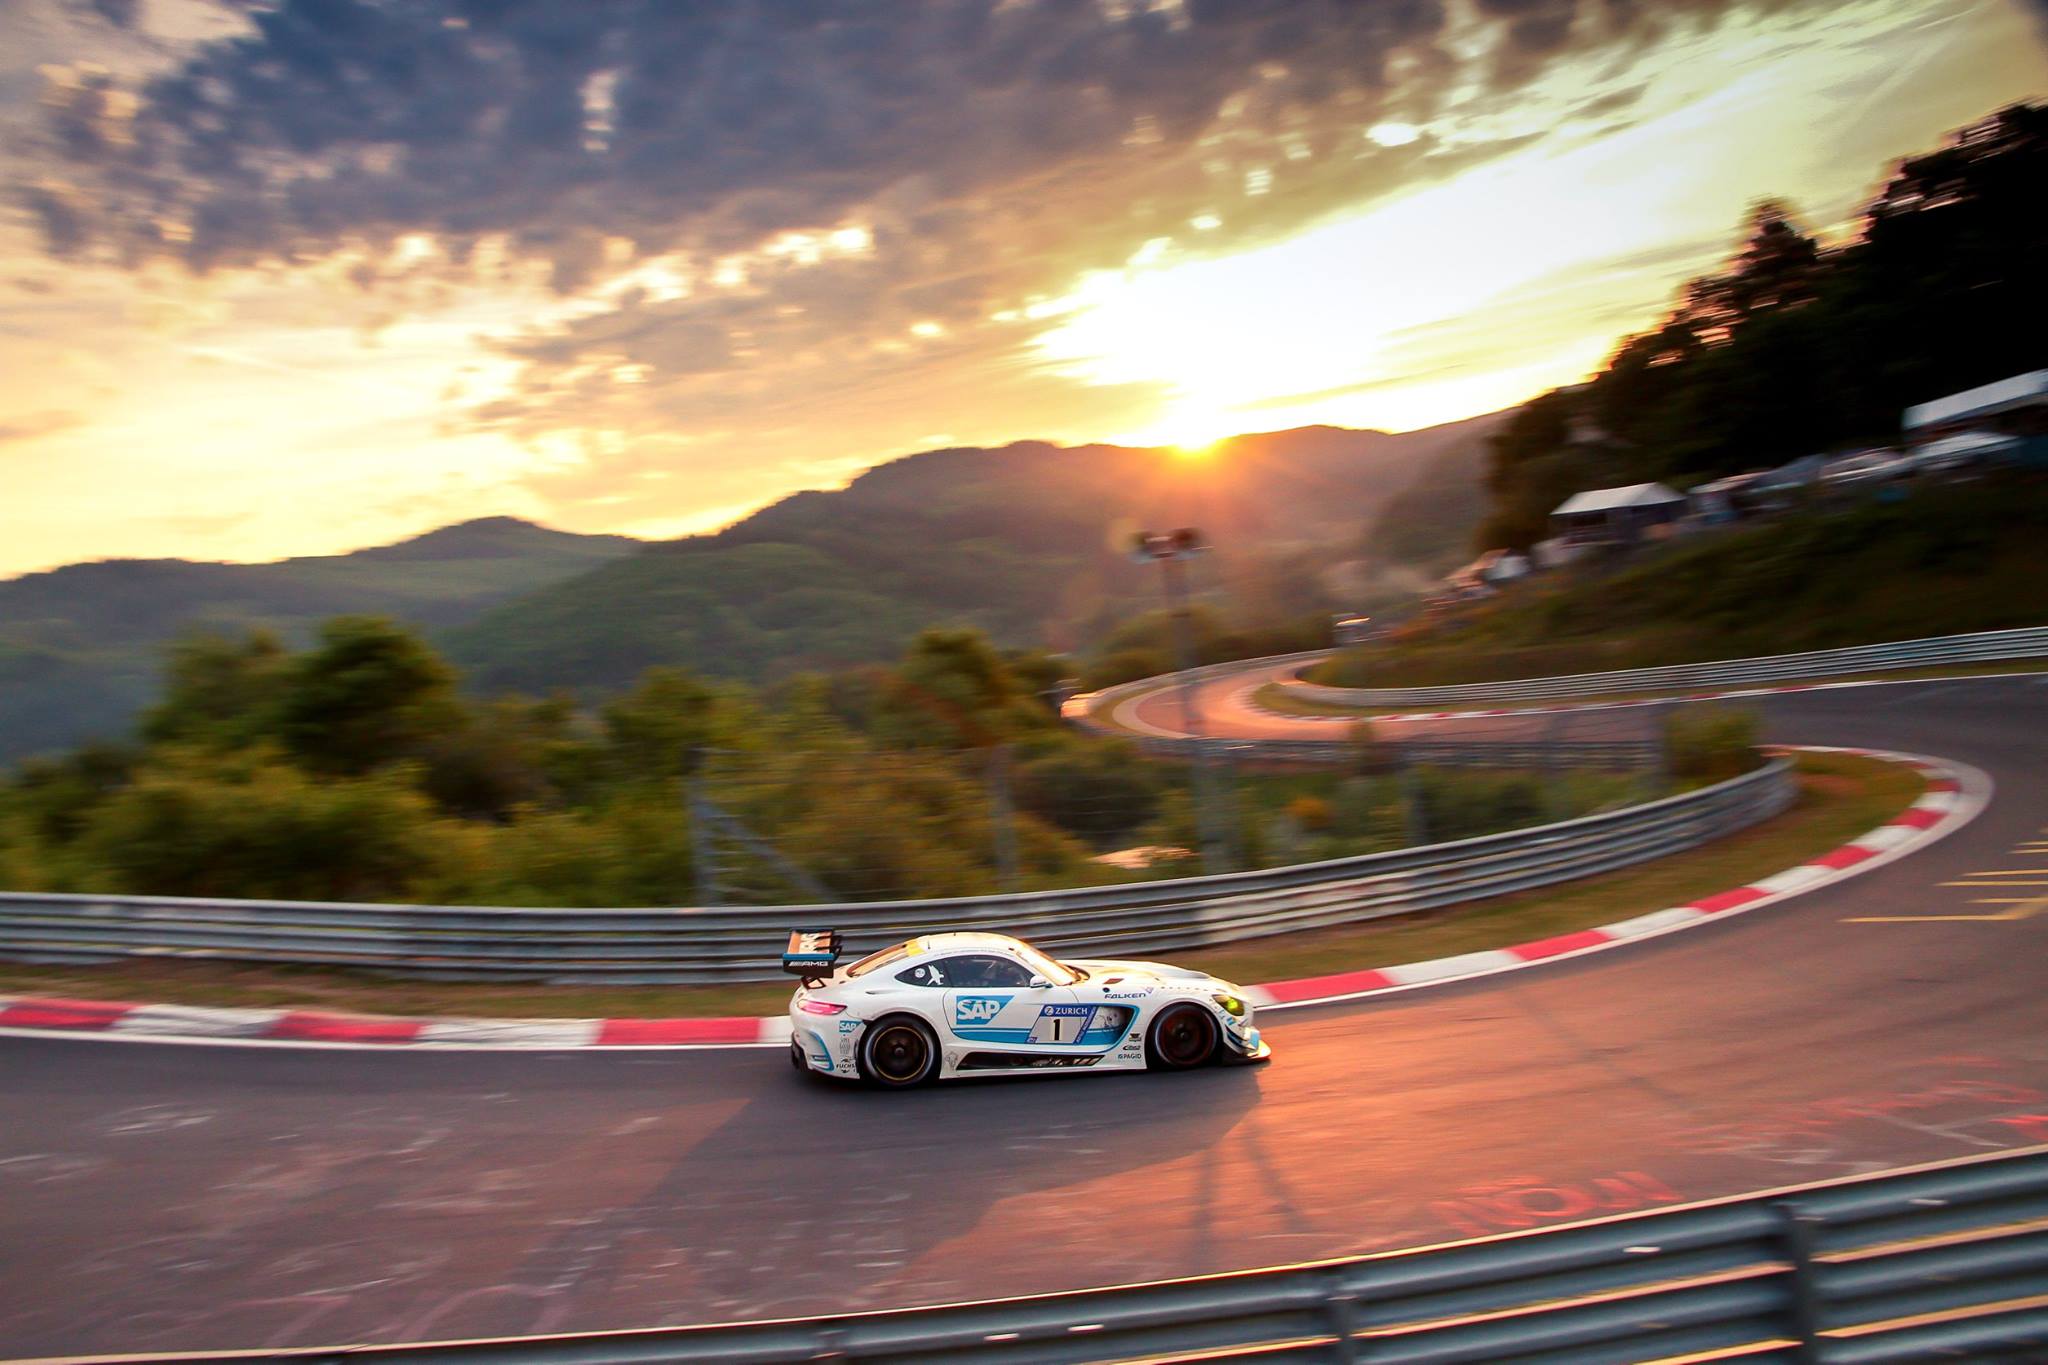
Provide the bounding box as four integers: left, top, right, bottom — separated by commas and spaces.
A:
1146, 1003, 1219, 1071
860, 1016, 940, 1088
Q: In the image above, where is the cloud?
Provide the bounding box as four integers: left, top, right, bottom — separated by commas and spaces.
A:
85, 0, 141, 29
16, 0, 1842, 527
0, 409, 84, 444
27, 1, 1823, 276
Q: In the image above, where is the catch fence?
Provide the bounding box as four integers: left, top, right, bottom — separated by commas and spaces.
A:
0, 758, 1791, 984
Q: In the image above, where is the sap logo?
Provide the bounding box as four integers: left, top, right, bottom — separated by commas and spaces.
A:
837, 1019, 863, 1034
953, 995, 1011, 1026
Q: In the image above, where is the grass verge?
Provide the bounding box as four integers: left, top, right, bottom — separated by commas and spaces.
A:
0, 752, 1919, 1021
1169, 749, 1918, 984
1253, 660, 2048, 719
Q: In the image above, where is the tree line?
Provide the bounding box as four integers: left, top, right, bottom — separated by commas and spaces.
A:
1480, 102, 2046, 550
0, 615, 1653, 908
0, 618, 1186, 906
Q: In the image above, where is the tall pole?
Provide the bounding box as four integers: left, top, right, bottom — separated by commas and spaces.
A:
1140, 529, 1230, 873
1161, 554, 1207, 742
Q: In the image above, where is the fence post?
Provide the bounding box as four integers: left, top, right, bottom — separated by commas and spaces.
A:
1323, 1268, 1360, 1363
1542, 708, 1572, 822
988, 744, 1020, 890
688, 782, 722, 907
1654, 701, 1676, 795
1400, 758, 1429, 847
1772, 1199, 1824, 1363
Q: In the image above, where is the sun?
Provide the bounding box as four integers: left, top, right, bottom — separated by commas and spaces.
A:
1122, 401, 1241, 455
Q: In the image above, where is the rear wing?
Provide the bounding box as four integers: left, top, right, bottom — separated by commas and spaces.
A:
782, 930, 844, 984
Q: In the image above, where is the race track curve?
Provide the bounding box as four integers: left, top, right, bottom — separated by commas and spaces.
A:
3, 677, 2047, 1357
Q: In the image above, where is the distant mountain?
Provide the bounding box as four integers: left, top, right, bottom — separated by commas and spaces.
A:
0, 518, 640, 764
3, 415, 1507, 764
1362, 430, 1494, 572
445, 412, 1506, 696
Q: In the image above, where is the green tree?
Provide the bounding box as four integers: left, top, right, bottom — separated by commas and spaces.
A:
7, 740, 138, 846
142, 630, 290, 749
601, 668, 725, 781
1014, 739, 1165, 844
1479, 102, 2048, 549
420, 794, 696, 907
274, 617, 461, 775
418, 696, 575, 821
72, 749, 445, 900
870, 627, 1042, 749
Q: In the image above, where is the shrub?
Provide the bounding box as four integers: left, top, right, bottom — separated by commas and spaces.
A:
1285, 794, 1333, 831
1015, 740, 1165, 844
1665, 705, 1762, 783
71, 749, 446, 901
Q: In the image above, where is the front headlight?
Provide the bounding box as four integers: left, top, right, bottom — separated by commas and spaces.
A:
1213, 992, 1247, 1018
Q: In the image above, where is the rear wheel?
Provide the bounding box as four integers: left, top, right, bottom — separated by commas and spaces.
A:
1147, 1003, 1219, 1071
861, 1016, 939, 1088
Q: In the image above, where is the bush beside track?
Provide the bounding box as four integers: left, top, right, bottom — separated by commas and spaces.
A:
0, 749, 1933, 1028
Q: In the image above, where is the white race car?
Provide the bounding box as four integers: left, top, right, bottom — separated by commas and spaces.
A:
783, 930, 1269, 1086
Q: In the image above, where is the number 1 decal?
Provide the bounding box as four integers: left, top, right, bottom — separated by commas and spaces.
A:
1029, 1004, 1096, 1045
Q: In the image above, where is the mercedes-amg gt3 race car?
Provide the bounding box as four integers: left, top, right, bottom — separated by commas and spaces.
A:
783, 930, 1269, 1086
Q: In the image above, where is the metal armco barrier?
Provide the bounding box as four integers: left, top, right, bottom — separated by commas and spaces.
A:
1131, 735, 1661, 769
1275, 625, 2048, 708
0, 760, 1791, 984
57, 1144, 2048, 1364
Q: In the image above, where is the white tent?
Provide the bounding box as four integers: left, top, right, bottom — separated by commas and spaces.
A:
1551, 482, 1686, 516
1903, 371, 2048, 431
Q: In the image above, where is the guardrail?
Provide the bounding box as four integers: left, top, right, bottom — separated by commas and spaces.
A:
66, 1143, 2048, 1364
0, 759, 1791, 984
1277, 625, 2048, 707
1126, 735, 1662, 770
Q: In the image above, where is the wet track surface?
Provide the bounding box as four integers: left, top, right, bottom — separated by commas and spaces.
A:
3, 678, 2047, 1355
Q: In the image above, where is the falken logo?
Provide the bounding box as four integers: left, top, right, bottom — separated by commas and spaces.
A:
953, 995, 1011, 1025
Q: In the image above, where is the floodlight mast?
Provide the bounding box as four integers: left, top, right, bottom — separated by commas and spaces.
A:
1132, 528, 1231, 872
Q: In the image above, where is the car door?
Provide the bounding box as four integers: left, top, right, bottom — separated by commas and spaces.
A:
939, 953, 1078, 1049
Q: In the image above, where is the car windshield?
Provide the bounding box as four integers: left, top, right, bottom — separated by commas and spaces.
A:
844, 942, 913, 978
1013, 941, 1081, 985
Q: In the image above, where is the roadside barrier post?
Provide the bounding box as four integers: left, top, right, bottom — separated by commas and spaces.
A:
1400, 758, 1430, 846
687, 782, 721, 907
987, 744, 1020, 890
1772, 1199, 1824, 1363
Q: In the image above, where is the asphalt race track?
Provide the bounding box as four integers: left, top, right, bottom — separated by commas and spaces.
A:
3, 677, 2047, 1356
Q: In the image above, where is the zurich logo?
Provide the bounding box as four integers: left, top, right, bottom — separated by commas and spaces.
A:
953, 995, 1010, 1025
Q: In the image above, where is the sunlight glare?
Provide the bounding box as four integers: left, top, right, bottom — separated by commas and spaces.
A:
1030, 2, 1965, 441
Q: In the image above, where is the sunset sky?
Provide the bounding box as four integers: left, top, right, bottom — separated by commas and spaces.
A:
2, 0, 2043, 578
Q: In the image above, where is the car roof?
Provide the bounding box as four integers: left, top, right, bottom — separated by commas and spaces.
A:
908, 931, 1023, 956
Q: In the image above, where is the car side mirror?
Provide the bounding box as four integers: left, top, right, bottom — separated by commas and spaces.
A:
1028, 976, 1051, 989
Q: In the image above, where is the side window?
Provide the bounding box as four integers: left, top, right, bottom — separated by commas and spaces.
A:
896, 961, 947, 988
949, 954, 1035, 988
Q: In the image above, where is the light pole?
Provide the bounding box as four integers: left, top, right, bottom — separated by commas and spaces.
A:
1132, 528, 1231, 871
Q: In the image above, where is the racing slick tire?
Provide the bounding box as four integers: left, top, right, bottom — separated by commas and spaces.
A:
1146, 1002, 1219, 1071
859, 1015, 941, 1088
